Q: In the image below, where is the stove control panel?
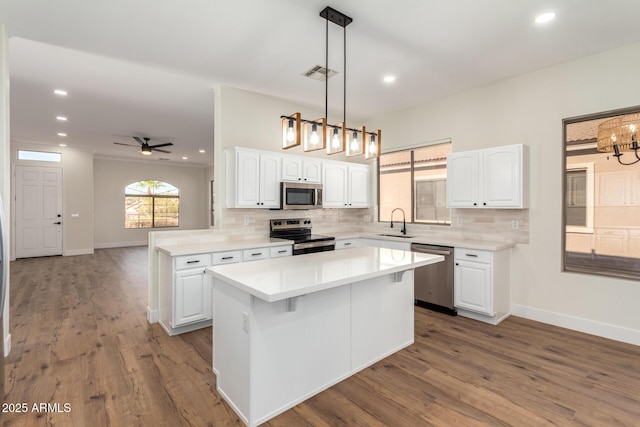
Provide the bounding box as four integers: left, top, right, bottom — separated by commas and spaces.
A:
271, 218, 312, 230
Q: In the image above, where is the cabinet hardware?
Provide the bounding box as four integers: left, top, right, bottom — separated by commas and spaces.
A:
277, 250, 287, 253
54, 221, 62, 225
186, 260, 200, 264
221, 256, 234, 260
344, 242, 351, 246
252, 253, 263, 256
465, 253, 478, 257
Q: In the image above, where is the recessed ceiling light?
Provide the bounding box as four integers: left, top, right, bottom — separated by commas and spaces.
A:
59, 143, 67, 147
182, 156, 188, 160
57, 132, 67, 137
535, 12, 556, 24
56, 116, 68, 121
199, 149, 206, 154
383, 75, 396, 83
54, 89, 68, 96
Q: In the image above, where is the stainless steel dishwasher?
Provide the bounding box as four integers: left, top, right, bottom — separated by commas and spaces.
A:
411, 243, 456, 315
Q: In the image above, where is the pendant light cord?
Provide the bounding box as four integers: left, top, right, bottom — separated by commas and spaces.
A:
325, 17, 328, 121
343, 25, 346, 125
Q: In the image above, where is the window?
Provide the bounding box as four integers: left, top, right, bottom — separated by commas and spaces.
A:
379, 142, 451, 224
563, 108, 640, 280
565, 163, 594, 233
18, 150, 61, 162
125, 180, 179, 229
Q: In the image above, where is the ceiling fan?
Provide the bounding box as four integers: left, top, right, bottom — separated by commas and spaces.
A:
113, 137, 173, 156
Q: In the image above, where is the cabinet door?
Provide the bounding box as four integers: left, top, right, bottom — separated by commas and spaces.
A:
446, 151, 479, 207
348, 165, 370, 208
302, 159, 322, 183
322, 163, 348, 207
259, 154, 281, 208
281, 157, 303, 182
235, 150, 261, 207
174, 269, 212, 327
454, 260, 492, 315
482, 145, 522, 207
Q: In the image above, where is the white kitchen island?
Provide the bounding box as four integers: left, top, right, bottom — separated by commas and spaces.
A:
206, 246, 443, 427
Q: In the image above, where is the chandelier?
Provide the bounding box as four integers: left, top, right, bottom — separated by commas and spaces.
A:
281, 6, 381, 159
596, 112, 640, 165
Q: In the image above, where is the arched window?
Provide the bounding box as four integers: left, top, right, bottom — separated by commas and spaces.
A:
125, 180, 179, 229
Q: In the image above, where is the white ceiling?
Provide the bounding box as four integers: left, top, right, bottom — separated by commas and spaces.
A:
2, 0, 640, 166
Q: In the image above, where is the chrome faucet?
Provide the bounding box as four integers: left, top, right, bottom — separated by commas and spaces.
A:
390, 208, 407, 235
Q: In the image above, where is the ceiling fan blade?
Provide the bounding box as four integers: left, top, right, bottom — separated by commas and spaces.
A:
133, 136, 145, 145
149, 143, 173, 148
113, 142, 139, 147
153, 148, 172, 154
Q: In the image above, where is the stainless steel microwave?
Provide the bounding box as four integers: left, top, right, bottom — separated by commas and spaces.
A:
280, 182, 323, 210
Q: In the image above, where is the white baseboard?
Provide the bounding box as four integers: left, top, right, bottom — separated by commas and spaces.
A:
511, 304, 640, 347
63, 248, 94, 256
4, 333, 11, 357
94, 241, 148, 249
147, 306, 158, 323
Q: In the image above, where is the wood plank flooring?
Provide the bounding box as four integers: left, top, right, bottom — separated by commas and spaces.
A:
3, 246, 640, 426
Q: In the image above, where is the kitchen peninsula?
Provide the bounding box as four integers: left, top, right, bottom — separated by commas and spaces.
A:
206, 246, 443, 427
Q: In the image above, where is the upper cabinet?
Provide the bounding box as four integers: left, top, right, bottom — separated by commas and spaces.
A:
447, 144, 527, 209
323, 162, 370, 208
225, 147, 370, 209
226, 147, 281, 208
281, 157, 322, 183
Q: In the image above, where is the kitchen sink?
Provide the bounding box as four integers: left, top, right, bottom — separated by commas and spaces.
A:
377, 234, 414, 239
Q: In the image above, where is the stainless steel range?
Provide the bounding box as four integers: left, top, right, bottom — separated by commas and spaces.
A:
270, 219, 335, 255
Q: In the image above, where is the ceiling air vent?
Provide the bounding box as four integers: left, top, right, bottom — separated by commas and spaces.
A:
302, 65, 338, 81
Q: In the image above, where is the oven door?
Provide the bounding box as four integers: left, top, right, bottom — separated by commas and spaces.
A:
281, 183, 322, 209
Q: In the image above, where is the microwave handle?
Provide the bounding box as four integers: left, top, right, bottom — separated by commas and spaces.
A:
317, 188, 322, 206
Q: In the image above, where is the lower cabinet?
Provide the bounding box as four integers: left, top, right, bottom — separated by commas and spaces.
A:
159, 244, 292, 336
453, 247, 510, 325
174, 268, 212, 327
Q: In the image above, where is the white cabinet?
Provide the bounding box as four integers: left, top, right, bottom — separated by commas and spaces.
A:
335, 238, 361, 250
322, 162, 370, 208
281, 157, 322, 183
174, 268, 212, 327
158, 243, 292, 335
226, 148, 281, 208
453, 247, 510, 325
447, 144, 527, 208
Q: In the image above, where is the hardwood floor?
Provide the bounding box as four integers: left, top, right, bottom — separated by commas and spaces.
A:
3, 246, 640, 426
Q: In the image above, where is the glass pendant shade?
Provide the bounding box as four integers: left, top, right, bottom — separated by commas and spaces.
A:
346, 126, 365, 156
326, 122, 346, 154
282, 112, 301, 149
303, 118, 327, 151
365, 130, 381, 159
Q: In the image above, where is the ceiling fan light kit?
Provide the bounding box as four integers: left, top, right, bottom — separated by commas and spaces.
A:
280, 6, 381, 159
114, 137, 174, 156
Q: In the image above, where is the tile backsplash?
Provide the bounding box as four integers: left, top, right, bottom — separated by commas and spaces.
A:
152, 207, 528, 247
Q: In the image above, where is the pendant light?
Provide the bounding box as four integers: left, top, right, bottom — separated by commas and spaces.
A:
280, 6, 381, 159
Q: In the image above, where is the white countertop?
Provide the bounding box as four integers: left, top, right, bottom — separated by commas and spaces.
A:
334, 232, 516, 251
206, 246, 443, 302
156, 237, 291, 257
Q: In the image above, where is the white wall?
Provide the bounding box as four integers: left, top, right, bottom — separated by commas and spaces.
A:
11, 142, 94, 256
94, 157, 209, 247
371, 43, 640, 344
1, 25, 11, 355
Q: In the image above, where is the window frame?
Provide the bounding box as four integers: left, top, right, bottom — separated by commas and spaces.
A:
565, 162, 594, 234
124, 180, 180, 229
377, 141, 451, 226
414, 174, 450, 225
562, 106, 640, 281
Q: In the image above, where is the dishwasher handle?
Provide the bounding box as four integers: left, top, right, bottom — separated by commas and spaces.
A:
411, 245, 452, 256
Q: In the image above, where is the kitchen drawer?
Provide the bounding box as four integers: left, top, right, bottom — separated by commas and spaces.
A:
335, 239, 359, 250
455, 248, 491, 264
243, 247, 269, 262
175, 253, 212, 270
270, 245, 292, 258
212, 250, 242, 265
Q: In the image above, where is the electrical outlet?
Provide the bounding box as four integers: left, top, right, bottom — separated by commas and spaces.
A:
511, 220, 520, 229
242, 312, 249, 333
456, 218, 462, 228
243, 217, 250, 225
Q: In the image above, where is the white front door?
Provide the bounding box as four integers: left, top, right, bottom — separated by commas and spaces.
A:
15, 166, 63, 258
